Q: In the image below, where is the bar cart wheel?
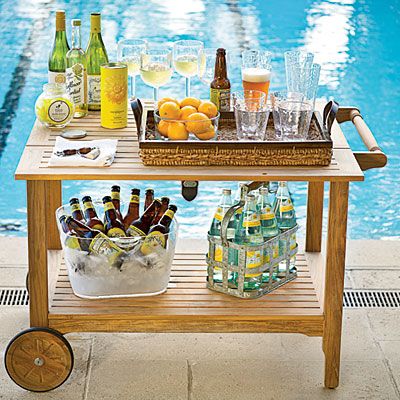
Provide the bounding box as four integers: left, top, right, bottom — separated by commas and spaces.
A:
4, 327, 74, 392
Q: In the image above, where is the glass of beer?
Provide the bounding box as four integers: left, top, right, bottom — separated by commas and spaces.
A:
117, 39, 147, 99
140, 46, 173, 101
173, 40, 204, 97
241, 50, 272, 97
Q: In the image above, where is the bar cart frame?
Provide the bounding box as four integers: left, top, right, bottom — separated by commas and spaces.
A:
6, 101, 386, 392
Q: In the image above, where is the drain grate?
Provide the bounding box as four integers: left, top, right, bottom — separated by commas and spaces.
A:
343, 290, 400, 308
0, 289, 29, 306
0, 288, 399, 308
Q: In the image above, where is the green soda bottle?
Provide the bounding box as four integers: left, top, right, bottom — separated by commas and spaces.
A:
234, 194, 264, 291
257, 187, 280, 282
273, 181, 297, 275
209, 189, 234, 282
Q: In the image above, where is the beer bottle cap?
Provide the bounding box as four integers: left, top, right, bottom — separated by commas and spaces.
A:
259, 188, 268, 194
111, 185, 120, 192
246, 194, 255, 201
69, 198, 80, 205
131, 188, 140, 195
153, 198, 162, 206
59, 215, 67, 222
72, 19, 81, 27
145, 188, 154, 194
217, 48, 226, 55
160, 196, 170, 202
222, 189, 231, 195
169, 204, 178, 213
82, 195, 92, 203
102, 196, 112, 203
61, 129, 87, 139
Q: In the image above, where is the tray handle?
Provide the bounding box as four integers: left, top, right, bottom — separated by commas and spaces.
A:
336, 106, 387, 171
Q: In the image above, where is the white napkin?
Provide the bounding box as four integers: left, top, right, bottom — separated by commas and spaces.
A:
49, 137, 118, 167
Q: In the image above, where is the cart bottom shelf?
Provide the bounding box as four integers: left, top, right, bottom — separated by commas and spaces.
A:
48, 240, 324, 337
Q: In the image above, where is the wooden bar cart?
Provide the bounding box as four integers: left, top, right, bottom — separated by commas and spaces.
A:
5, 101, 386, 392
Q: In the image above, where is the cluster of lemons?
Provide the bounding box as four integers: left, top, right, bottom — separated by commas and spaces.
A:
156, 97, 218, 140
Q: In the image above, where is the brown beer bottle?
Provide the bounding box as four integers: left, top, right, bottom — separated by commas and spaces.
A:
210, 48, 231, 111
111, 185, 124, 222
127, 198, 162, 236
60, 215, 82, 250
144, 188, 154, 212
141, 205, 177, 254
65, 216, 99, 251
123, 188, 140, 229
82, 196, 105, 232
102, 196, 126, 238
152, 196, 170, 225
69, 198, 86, 222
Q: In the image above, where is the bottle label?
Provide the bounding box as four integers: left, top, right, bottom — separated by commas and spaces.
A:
89, 232, 123, 266
210, 88, 231, 111
65, 235, 81, 250
48, 71, 66, 84
103, 202, 115, 212
290, 232, 297, 251
260, 206, 275, 221
164, 210, 175, 220
66, 64, 86, 105
263, 243, 279, 263
280, 199, 294, 213
107, 227, 126, 238
140, 231, 166, 255
111, 192, 120, 201
243, 213, 261, 228
83, 201, 94, 211
129, 195, 139, 203
48, 100, 71, 123
245, 250, 262, 277
127, 225, 146, 237
70, 203, 81, 213
214, 244, 223, 262
214, 207, 224, 221
88, 75, 101, 105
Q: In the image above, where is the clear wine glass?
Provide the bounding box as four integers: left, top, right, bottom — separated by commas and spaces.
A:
198, 48, 217, 86
173, 40, 203, 97
140, 46, 173, 101
117, 39, 147, 99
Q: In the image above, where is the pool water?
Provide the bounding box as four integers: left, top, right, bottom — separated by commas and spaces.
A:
0, 0, 399, 239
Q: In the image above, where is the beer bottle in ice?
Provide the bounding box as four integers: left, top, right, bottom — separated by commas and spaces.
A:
69, 198, 85, 222
102, 196, 126, 238
234, 194, 264, 291
110, 185, 123, 222
209, 189, 234, 282
144, 188, 154, 211
257, 187, 279, 282
141, 205, 177, 255
152, 196, 170, 225
123, 188, 140, 229
59, 214, 81, 250
82, 196, 105, 232
210, 48, 231, 112
127, 198, 162, 236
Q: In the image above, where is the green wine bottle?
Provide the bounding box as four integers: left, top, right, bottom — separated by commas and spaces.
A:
86, 13, 108, 111
66, 19, 88, 118
48, 10, 70, 84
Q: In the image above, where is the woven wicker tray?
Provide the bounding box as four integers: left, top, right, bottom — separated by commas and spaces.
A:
134, 102, 333, 167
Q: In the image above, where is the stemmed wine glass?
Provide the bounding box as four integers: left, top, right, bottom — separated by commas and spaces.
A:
117, 39, 147, 99
173, 40, 203, 97
140, 46, 173, 101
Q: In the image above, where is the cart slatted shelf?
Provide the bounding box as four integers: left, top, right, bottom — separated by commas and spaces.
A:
7, 99, 386, 392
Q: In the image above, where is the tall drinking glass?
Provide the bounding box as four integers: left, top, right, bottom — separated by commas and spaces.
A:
173, 40, 203, 97
117, 39, 147, 99
198, 48, 217, 85
241, 49, 272, 97
140, 47, 173, 101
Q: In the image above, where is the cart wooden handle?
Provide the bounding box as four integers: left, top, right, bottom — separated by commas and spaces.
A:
336, 106, 387, 171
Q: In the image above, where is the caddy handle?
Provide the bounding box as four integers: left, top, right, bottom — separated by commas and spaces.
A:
336, 107, 387, 171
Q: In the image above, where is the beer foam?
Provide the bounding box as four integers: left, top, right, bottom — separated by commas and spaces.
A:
242, 68, 271, 83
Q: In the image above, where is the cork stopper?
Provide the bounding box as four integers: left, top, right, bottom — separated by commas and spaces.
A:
55, 10, 66, 31
90, 13, 101, 33
72, 19, 81, 27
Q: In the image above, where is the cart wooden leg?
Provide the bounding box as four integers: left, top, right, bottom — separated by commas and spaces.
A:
306, 181, 324, 252
46, 181, 62, 250
323, 181, 349, 389
27, 180, 49, 327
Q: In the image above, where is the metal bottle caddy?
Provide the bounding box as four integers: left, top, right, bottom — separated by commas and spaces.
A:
206, 181, 298, 299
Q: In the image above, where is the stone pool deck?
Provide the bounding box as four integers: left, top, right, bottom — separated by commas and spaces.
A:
0, 237, 400, 399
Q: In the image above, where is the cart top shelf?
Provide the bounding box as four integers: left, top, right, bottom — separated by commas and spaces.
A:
15, 100, 364, 182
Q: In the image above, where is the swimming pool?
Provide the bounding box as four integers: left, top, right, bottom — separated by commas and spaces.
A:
0, 0, 398, 239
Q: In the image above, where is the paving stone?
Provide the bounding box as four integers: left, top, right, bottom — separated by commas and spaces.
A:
0, 238, 27, 266
0, 338, 91, 400
86, 357, 187, 400
379, 340, 400, 393
0, 266, 27, 287
0, 307, 29, 340
281, 310, 382, 361
190, 359, 398, 400
350, 269, 400, 290
367, 309, 400, 341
